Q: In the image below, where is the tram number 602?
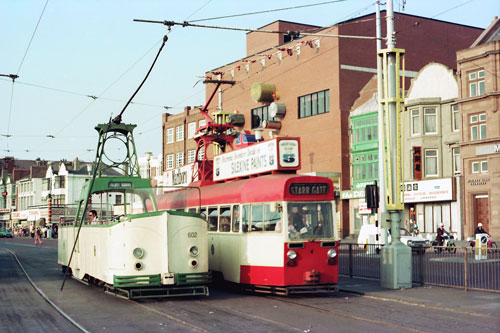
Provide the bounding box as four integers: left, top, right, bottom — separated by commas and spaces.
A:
188, 232, 197, 238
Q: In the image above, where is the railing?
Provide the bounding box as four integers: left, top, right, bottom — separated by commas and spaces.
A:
339, 243, 500, 293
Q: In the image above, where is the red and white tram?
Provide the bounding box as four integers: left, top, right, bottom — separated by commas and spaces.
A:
157, 172, 339, 294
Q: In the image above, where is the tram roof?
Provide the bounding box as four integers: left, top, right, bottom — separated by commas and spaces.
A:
157, 174, 334, 208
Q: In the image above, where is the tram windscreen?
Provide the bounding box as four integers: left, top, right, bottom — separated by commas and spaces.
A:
287, 202, 334, 240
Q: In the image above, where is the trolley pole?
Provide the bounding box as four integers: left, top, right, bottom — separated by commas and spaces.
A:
379, 0, 412, 289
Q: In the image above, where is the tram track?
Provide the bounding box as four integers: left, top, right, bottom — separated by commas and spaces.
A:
2, 247, 90, 333
267, 294, 426, 333
126, 296, 302, 332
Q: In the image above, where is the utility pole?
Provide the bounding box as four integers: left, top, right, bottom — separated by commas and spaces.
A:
375, 0, 388, 246
378, 0, 412, 289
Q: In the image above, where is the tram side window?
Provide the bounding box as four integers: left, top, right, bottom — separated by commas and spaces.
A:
241, 204, 250, 232
251, 204, 264, 231
188, 207, 197, 214
265, 203, 282, 232
207, 207, 218, 231
251, 203, 282, 232
219, 206, 231, 232
232, 205, 240, 232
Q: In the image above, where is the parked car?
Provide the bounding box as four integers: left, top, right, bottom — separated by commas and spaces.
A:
0, 230, 13, 238
357, 224, 430, 248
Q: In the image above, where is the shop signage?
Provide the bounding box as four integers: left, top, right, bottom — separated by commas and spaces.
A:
358, 199, 372, 214
340, 189, 365, 200
162, 163, 198, 192
0, 208, 10, 213
404, 178, 454, 203
467, 177, 489, 186
213, 138, 300, 181
12, 211, 28, 220
476, 143, 500, 156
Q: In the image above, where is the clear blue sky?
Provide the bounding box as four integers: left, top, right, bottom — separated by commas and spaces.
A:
1, 0, 498, 163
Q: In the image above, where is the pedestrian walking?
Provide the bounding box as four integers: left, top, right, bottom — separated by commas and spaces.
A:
34, 227, 43, 245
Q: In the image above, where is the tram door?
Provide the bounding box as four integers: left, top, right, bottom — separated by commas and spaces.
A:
475, 195, 489, 233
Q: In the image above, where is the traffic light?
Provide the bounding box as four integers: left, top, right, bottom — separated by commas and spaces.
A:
365, 182, 379, 211
1, 191, 7, 197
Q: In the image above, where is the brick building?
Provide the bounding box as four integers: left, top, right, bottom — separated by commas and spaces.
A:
163, 12, 483, 236
457, 17, 500, 239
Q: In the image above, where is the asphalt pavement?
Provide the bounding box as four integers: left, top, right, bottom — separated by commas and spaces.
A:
2, 236, 499, 320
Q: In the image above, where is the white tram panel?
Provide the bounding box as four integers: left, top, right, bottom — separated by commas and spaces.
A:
58, 212, 208, 285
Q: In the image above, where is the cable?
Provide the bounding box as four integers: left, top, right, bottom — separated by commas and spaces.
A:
189, 0, 348, 23
16, 0, 49, 75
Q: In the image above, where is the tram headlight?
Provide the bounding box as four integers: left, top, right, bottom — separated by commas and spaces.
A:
189, 245, 199, 257
133, 247, 145, 259
327, 249, 337, 258
287, 250, 297, 260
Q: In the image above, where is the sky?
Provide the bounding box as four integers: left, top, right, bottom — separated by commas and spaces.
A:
1, 0, 499, 164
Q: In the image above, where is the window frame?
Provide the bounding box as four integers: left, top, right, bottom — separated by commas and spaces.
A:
176, 125, 184, 142
451, 104, 459, 132
187, 122, 197, 139
423, 107, 437, 134
166, 128, 174, 144
298, 89, 330, 119
411, 109, 420, 136
468, 69, 485, 97
424, 149, 438, 177
166, 154, 174, 169
452, 147, 460, 175
187, 149, 196, 163
176, 152, 184, 167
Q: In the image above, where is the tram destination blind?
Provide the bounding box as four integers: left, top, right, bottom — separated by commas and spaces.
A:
289, 183, 329, 195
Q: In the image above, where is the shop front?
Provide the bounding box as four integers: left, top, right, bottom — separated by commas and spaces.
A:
403, 177, 462, 239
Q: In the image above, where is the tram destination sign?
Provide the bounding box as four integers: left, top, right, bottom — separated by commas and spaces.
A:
213, 138, 300, 181
289, 183, 329, 195
108, 182, 132, 189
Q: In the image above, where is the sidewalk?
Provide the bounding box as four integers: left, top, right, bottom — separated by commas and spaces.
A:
338, 275, 500, 317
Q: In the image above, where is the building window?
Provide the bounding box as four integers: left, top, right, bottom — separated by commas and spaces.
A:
469, 70, 485, 97
352, 151, 378, 187
298, 89, 330, 119
166, 154, 174, 169
452, 104, 459, 132
199, 119, 206, 128
352, 116, 378, 145
251, 106, 271, 129
198, 147, 205, 160
411, 109, 420, 135
187, 149, 196, 163
470, 113, 486, 141
452, 147, 460, 175
481, 161, 488, 173
176, 152, 184, 167
54, 176, 65, 189
423, 108, 437, 134
472, 161, 479, 173
42, 178, 51, 191
176, 125, 184, 142
424, 149, 438, 177
188, 122, 196, 139
166, 128, 174, 144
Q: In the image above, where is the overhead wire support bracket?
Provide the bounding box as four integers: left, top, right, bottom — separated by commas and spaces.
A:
0, 74, 19, 82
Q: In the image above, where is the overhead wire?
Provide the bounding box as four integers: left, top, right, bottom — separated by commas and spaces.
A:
4, 0, 49, 157
188, 0, 348, 22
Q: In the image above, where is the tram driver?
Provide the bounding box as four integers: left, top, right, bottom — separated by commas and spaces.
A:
89, 210, 99, 225
288, 206, 307, 234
